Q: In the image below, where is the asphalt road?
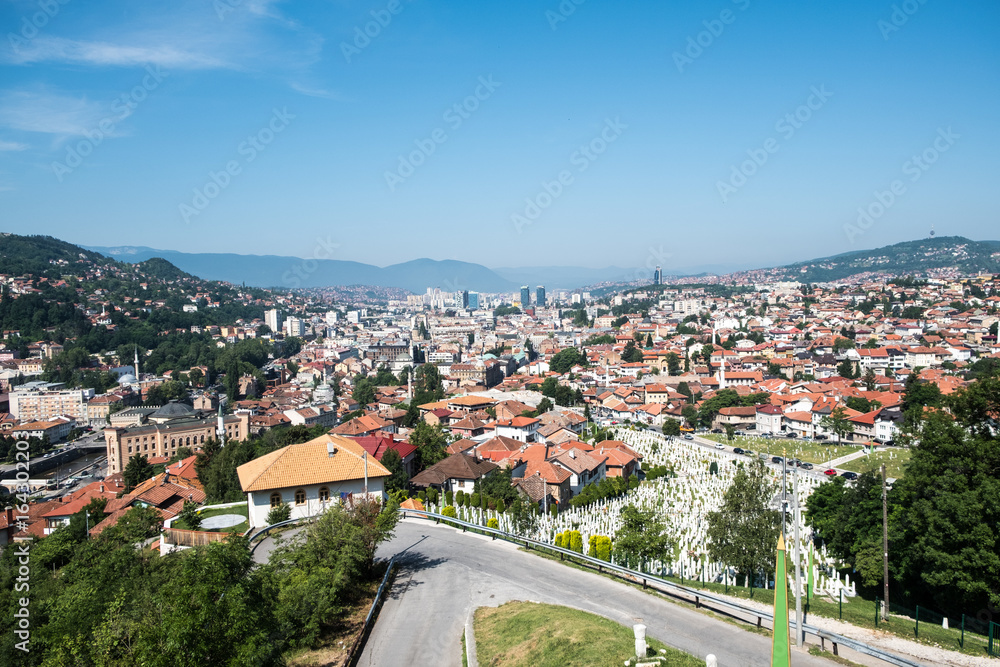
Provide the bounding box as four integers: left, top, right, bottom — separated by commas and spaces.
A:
357, 518, 856, 667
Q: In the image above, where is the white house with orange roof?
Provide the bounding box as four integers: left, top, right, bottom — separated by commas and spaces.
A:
237, 434, 390, 529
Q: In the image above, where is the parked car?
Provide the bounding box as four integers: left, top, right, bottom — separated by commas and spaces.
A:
814, 434, 828, 441
711, 428, 723, 434
684, 434, 694, 440
733, 447, 744, 454
824, 468, 837, 476
742, 449, 754, 456
715, 443, 725, 450
841, 471, 859, 480
771, 456, 783, 464
800, 462, 814, 470
786, 432, 797, 438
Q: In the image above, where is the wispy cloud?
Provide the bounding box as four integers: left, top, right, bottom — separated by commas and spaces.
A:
0, 140, 28, 151
0, 90, 113, 137
7, 36, 228, 69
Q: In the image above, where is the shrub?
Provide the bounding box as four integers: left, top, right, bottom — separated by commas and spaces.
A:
569, 530, 583, 554
555, 533, 565, 548
496, 499, 506, 514
456, 490, 465, 505
441, 505, 457, 518
445, 491, 454, 505
471, 493, 481, 508
588, 535, 598, 557
417, 490, 426, 502
549, 503, 558, 517
427, 488, 438, 504
487, 517, 499, 529
266, 502, 291, 525
595, 536, 612, 561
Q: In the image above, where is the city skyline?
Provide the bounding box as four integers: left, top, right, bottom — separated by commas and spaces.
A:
0, 1, 997, 274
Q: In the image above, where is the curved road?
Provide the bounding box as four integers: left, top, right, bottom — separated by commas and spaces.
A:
356, 518, 864, 667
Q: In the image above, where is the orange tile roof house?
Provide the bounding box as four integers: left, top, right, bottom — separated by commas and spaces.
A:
237, 434, 390, 529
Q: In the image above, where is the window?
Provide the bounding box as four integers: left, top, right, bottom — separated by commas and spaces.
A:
270, 492, 282, 507
318, 487, 329, 502
294, 489, 306, 505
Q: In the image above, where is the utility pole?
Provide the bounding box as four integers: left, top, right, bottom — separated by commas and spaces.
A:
882, 462, 889, 621
794, 467, 803, 646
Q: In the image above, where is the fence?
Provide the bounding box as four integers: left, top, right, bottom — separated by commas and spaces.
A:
402, 509, 923, 667
162, 527, 233, 548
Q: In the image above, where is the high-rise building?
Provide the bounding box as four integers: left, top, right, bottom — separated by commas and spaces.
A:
461, 290, 469, 308
536, 285, 546, 307
571, 293, 582, 305
520, 286, 530, 307
265, 309, 282, 333
284, 317, 306, 337
468, 292, 480, 310
654, 266, 662, 285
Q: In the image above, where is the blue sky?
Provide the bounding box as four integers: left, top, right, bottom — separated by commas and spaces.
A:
0, 0, 997, 274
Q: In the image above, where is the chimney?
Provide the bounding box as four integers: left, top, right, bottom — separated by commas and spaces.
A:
327, 442, 337, 458
99, 483, 104, 493
569, 450, 576, 459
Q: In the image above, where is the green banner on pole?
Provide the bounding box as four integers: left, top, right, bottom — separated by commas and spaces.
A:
772, 534, 791, 667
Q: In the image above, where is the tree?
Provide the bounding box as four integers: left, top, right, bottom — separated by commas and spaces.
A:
706, 459, 782, 587
270, 498, 398, 647
820, 406, 854, 445
861, 367, 878, 391
662, 419, 680, 436
724, 424, 736, 442
536, 397, 553, 414
123, 453, 154, 492
613, 504, 672, 570
645, 333, 654, 348
665, 352, 681, 376
179, 500, 202, 530
373, 364, 396, 386
380, 448, 409, 494
549, 347, 586, 373
767, 361, 783, 377
890, 382, 1000, 613
352, 377, 376, 407
837, 359, 856, 379
621, 341, 644, 363
409, 421, 447, 470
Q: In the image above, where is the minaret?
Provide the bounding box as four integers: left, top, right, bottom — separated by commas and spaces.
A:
134, 345, 140, 379
216, 403, 226, 446
714, 321, 726, 390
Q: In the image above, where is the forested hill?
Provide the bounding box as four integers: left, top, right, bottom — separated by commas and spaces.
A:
0, 233, 285, 386
0, 233, 113, 277
769, 236, 1000, 282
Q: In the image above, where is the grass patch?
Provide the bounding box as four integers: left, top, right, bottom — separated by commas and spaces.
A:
474, 601, 702, 667
838, 447, 910, 479
699, 434, 863, 466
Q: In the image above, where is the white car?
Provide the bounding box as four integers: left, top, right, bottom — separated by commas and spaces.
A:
715, 443, 725, 450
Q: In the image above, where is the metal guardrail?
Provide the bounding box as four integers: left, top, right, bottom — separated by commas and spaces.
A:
402, 509, 925, 667
246, 517, 313, 553
347, 556, 398, 667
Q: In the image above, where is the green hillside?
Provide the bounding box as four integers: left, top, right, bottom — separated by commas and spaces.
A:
774, 236, 1000, 282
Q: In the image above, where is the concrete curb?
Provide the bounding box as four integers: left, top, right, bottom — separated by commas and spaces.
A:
465, 609, 478, 667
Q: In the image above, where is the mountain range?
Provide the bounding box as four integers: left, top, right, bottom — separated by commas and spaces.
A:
57, 235, 1000, 293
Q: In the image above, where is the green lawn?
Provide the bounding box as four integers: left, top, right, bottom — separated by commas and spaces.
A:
839, 448, 911, 479
474, 601, 702, 667
699, 434, 861, 465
